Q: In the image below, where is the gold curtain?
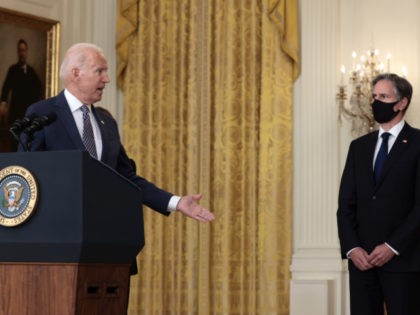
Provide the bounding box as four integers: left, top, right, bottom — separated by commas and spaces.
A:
116, 0, 299, 314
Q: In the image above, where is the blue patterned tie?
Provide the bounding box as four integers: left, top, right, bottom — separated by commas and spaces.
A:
374, 132, 390, 181
80, 105, 97, 158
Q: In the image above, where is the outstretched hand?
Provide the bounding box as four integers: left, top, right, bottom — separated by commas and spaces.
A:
176, 194, 215, 222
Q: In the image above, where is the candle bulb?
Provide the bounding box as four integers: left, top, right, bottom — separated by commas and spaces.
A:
402, 66, 407, 78
352, 51, 357, 71
386, 53, 391, 72
340, 65, 346, 85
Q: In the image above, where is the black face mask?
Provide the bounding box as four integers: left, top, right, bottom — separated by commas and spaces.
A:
371, 99, 400, 123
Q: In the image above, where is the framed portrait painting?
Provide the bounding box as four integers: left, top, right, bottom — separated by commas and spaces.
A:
0, 7, 59, 152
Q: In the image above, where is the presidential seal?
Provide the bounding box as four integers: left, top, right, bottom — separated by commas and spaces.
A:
0, 166, 38, 227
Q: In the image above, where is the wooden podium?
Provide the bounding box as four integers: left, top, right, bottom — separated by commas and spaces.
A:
0, 151, 145, 315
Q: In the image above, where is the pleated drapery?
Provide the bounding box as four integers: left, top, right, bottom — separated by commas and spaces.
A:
116, 1, 299, 314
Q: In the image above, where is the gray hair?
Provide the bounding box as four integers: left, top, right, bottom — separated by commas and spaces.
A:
59, 43, 105, 82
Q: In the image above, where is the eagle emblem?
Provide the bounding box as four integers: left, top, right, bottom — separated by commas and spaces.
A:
3, 181, 24, 212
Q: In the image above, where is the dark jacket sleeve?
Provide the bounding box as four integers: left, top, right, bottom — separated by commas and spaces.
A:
337, 141, 360, 258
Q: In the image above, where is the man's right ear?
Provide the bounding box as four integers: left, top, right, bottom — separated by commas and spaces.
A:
71, 67, 80, 78
397, 97, 408, 111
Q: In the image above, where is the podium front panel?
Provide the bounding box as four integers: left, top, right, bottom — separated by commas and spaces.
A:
0, 151, 144, 263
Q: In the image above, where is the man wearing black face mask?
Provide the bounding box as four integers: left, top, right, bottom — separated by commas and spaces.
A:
337, 73, 420, 315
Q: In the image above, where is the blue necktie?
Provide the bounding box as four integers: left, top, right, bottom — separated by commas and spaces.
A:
374, 132, 390, 181
80, 105, 97, 159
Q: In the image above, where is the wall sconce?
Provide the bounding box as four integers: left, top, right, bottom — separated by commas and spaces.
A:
337, 49, 407, 137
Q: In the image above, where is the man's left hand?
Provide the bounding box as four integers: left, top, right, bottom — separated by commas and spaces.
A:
367, 243, 395, 267
176, 194, 215, 222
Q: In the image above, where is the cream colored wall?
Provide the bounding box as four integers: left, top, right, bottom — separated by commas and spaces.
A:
2, 1, 418, 314
291, 0, 420, 314
0, 0, 123, 125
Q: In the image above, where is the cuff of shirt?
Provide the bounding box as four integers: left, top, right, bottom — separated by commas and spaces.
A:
346, 247, 359, 259
385, 242, 400, 255
167, 195, 181, 212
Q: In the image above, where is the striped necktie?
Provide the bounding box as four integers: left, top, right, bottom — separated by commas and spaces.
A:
80, 105, 97, 158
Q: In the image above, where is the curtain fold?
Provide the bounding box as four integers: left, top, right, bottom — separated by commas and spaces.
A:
266, 0, 300, 80
116, 0, 138, 88
116, 1, 299, 314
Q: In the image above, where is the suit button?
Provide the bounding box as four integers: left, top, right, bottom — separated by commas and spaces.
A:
372, 195, 376, 200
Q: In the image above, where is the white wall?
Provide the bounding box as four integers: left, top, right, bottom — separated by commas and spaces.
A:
3, 1, 418, 314
291, 0, 420, 314
291, 0, 346, 313
340, 0, 420, 128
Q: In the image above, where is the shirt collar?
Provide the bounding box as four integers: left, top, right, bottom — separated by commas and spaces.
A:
64, 89, 91, 113
378, 119, 405, 139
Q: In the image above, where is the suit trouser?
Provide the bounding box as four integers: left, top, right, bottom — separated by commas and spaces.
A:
348, 260, 420, 315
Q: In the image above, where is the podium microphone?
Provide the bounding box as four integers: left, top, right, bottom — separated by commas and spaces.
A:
24, 112, 57, 135
10, 114, 37, 136
23, 112, 57, 151
9, 114, 38, 147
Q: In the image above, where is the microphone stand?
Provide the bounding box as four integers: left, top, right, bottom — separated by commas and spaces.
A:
9, 127, 28, 151
9, 116, 37, 152
23, 118, 44, 152
24, 131, 35, 152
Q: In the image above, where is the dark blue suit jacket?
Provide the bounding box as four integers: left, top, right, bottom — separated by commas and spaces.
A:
19, 90, 172, 215
337, 123, 420, 271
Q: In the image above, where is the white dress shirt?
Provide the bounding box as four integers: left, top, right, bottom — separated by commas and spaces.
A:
373, 119, 405, 167
64, 89, 103, 159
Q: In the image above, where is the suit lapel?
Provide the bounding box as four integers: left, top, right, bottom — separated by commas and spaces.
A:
55, 92, 85, 150
365, 131, 379, 187
91, 106, 109, 162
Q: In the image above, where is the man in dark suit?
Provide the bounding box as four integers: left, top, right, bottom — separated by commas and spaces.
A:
19, 42, 215, 223
337, 73, 420, 315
